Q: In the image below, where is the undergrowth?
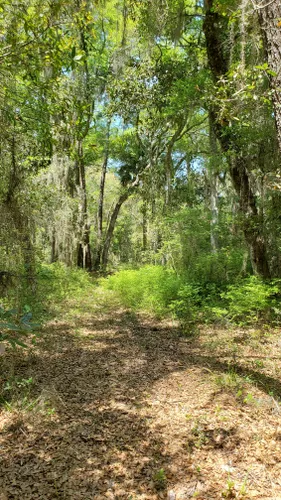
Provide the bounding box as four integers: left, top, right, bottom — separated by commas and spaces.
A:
100, 265, 181, 316
0, 263, 97, 350
1, 262, 96, 319
100, 265, 281, 326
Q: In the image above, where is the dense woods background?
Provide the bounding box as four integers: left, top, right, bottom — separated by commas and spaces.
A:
2, 0, 281, 325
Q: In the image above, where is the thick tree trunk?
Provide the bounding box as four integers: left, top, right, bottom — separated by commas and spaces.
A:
213, 114, 270, 277
101, 191, 129, 271
203, 1, 270, 277
4, 136, 37, 287
258, 1, 281, 153
6, 202, 36, 290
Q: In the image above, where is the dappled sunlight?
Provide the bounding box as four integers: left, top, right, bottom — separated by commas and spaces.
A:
2, 301, 281, 499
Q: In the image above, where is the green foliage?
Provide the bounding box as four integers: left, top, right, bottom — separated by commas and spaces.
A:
153, 468, 167, 490
100, 264, 281, 327
0, 263, 96, 321
221, 276, 279, 323
101, 265, 181, 316
0, 306, 39, 348
1, 0, 281, 333
36, 263, 95, 308
0, 376, 34, 410
0, 375, 55, 415
101, 264, 219, 326
168, 284, 200, 328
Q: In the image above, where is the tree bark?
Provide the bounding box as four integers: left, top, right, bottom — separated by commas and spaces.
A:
142, 200, 148, 252
165, 143, 173, 206
101, 191, 130, 271
203, 0, 271, 278
75, 6, 93, 270
209, 112, 219, 253
51, 227, 58, 263
76, 140, 92, 270
258, 1, 281, 153
94, 120, 111, 270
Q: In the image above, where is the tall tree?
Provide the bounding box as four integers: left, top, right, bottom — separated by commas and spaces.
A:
203, 0, 271, 277
257, 1, 281, 153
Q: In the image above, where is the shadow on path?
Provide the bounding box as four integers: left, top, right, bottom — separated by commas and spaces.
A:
0, 310, 279, 499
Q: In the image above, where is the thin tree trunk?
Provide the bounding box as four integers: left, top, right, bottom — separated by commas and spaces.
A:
94, 120, 111, 270
164, 120, 187, 207
165, 144, 173, 206
210, 173, 219, 253
77, 140, 92, 269
209, 112, 219, 253
142, 200, 148, 252
75, 8, 93, 270
51, 227, 58, 263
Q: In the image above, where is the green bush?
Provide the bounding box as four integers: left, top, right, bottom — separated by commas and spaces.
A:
101, 265, 182, 316
101, 265, 281, 326
2, 263, 96, 319
188, 248, 245, 288
221, 276, 279, 323
31, 263, 95, 316
168, 284, 200, 325
37, 262, 94, 300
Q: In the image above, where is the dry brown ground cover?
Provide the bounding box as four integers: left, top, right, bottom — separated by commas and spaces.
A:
1, 290, 281, 499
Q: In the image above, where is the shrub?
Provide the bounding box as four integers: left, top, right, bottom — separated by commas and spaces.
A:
101, 265, 181, 316
0, 263, 96, 321
187, 248, 245, 288
168, 284, 200, 326
221, 276, 279, 323
101, 265, 281, 326
37, 262, 94, 301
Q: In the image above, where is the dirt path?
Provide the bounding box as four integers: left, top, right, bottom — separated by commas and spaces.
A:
1, 294, 281, 499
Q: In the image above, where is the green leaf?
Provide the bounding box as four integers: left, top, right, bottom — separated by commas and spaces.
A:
73, 54, 84, 61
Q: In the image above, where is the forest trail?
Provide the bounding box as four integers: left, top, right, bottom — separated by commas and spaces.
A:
1, 292, 281, 499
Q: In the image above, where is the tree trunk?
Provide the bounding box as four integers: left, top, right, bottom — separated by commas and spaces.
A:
94, 121, 111, 270
209, 112, 219, 253
210, 172, 219, 253
258, 1, 281, 153
203, 1, 271, 278
142, 200, 148, 252
165, 144, 173, 206
51, 227, 58, 263
4, 135, 37, 288
101, 191, 129, 271
75, 10, 93, 270
76, 140, 92, 270
6, 202, 36, 290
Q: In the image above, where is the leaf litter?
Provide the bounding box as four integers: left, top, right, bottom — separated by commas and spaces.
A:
0, 296, 281, 499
